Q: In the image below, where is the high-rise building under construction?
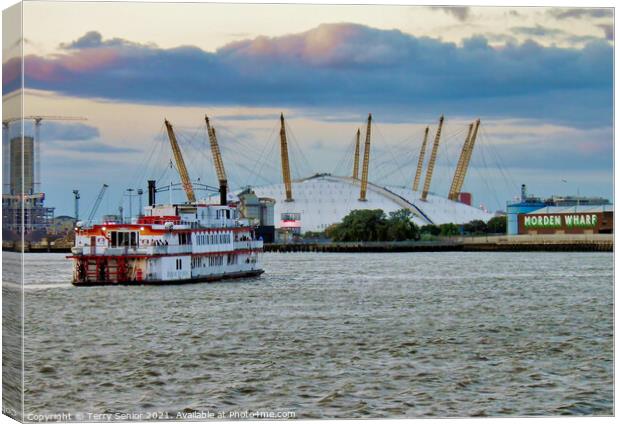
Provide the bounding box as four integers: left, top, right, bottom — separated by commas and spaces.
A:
2, 135, 54, 239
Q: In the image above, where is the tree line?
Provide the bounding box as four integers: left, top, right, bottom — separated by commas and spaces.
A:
304, 209, 506, 242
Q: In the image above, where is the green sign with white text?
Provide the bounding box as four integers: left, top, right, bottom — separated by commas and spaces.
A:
523, 214, 598, 229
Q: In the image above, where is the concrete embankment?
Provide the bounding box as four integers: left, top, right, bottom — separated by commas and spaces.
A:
265, 234, 613, 253
3, 234, 612, 253
3, 240, 72, 253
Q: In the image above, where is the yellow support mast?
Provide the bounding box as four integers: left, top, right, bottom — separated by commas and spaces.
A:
412, 126, 429, 192
352, 128, 361, 179
451, 119, 480, 200
279, 113, 293, 202
359, 114, 372, 201
448, 122, 474, 201
421, 115, 444, 201
164, 119, 196, 203
205, 115, 228, 205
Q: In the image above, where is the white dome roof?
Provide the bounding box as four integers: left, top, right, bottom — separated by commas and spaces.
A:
241, 174, 493, 233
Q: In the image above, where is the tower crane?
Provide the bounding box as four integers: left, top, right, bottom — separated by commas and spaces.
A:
205, 115, 228, 205
2, 115, 87, 194
164, 119, 196, 203
86, 184, 108, 224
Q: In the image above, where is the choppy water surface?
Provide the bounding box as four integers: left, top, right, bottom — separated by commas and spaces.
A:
22, 252, 612, 418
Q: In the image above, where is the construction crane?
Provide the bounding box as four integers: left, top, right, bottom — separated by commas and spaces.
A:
421, 115, 444, 201
86, 184, 108, 224
279, 113, 293, 202
73, 189, 80, 221
205, 115, 228, 205
359, 113, 372, 201
412, 126, 430, 192
352, 128, 361, 179
2, 115, 87, 194
164, 119, 196, 203
448, 119, 481, 201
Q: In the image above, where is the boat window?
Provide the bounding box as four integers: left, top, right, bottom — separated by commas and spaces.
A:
110, 231, 138, 247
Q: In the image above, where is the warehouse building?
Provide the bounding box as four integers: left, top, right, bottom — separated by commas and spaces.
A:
506, 184, 612, 235
517, 205, 613, 235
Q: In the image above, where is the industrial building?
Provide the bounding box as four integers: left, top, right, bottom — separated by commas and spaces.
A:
3, 116, 86, 241
49, 215, 77, 235
238, 113, 494, 234
237, 188, 276, 243
507, 185, 612, 235
518, 205, 613, 235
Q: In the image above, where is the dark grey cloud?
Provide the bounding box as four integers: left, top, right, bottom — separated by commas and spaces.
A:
430, 6, 470, 21
5, 24, 613, 128
548, 8, 613, 20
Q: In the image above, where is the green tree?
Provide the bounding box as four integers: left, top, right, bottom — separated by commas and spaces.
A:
463, 219, 488, 235
487, 216, 507, 234
386, 209, 420, 241
420, 224, 441, 236
326, 209, 420, 242
329, 209, 387, 242
439, 223, 459, 236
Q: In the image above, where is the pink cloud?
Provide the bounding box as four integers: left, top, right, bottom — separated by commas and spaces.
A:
2, 57, 21, 85
219, 23, 401, 67
3, 48, 122, 87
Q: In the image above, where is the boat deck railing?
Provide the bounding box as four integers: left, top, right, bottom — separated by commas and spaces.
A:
72, 240, 263, 256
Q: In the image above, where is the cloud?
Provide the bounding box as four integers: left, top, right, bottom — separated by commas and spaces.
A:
40, 122, 100, 141
56, 141, 139, 154
217, 113, 281, 121
430, 6, 471, 21
59, 30, 148, 49
511, 25, 566, 37
548, 8, 613, 20
598, 24, 614, 41
3, 24, 613, 128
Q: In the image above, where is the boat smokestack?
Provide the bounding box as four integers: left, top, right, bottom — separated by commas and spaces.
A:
148, 180, 156, 206
220, 181, 228, 206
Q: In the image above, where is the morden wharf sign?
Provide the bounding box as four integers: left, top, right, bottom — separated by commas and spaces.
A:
523, 213, 598, 229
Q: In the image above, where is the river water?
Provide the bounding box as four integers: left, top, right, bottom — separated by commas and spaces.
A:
11, 252, 614, 418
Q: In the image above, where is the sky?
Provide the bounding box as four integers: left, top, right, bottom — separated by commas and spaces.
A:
1, 1, 614, 218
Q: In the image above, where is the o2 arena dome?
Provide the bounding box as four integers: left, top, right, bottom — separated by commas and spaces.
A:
233, 113, 494, 233
249, 174, 493, 232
